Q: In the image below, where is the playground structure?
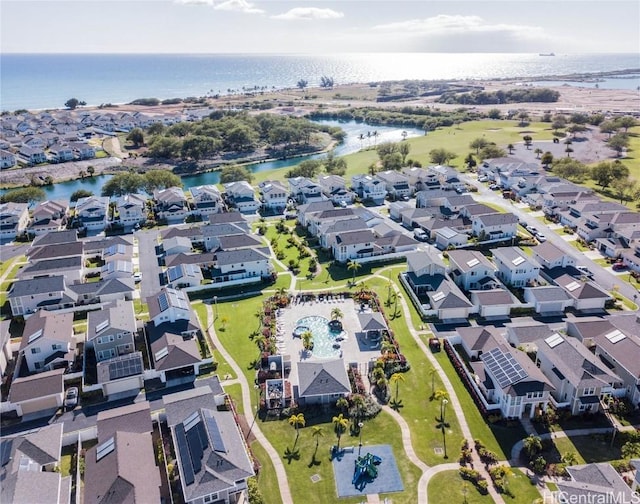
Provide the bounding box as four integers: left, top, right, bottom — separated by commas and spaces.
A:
352, 452, 382, 490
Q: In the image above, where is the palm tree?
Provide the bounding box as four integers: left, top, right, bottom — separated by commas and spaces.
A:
311, 426, 324, 455
351, 394, 366, 422
330, 307, 343, 321
301, 330, 313, 353
347, 260, 361, 285
429, 367, 437, 397
507, 143, 514, 155
433, 389, 450, 421
254, 334, 267, 358
332, 413, 349, 452
561, 452, 578, 466
389, 373, 405, 404
401, 130, 408, 141
381, 340, 395, 356
372, 131, 379, 147
534, 148, 543, 159
288, 413, 306, 447
336, 397, 348, 413
358, 133, 365, 150
254, 309, 264, 330
523, 434, 543, 460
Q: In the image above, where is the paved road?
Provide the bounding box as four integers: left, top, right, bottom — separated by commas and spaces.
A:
135, 228, 162, 299
0, 243, 29, 261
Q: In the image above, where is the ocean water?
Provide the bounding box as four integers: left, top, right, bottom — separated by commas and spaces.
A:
1, 53, 639, 111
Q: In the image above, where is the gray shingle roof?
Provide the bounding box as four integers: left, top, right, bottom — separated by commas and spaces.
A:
215, 247, 269, 266
8, 275, 66, 298
297, 359, 350, 397
334, 229, 375, 246
357, 312, 387, 332
9, 368, 64, 403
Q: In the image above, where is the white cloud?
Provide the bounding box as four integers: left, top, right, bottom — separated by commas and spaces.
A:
174, 0, 263, 13
373, 14, 544, 39
271, 7, 344, 21
214, 0, 264, 14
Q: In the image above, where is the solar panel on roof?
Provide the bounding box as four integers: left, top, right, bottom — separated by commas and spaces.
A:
566, 281, 581, 292
27, 329, 43, 344
545, 333, 564, 348
167, 266, 181, 283
184, 411, 200, 432
175, 424, 195, 486
96, 320, 109, 334
512, 256, 525, 266
155, 346, 169, 362
108, 353, 143, 380
203, 409, 227, 453
466, 258, 480, 268
481, 347, 528, 389
185, 423, 204, 474
432, 291, 446, 302
96, 437, 115, 461
605, 329, 626, 344
158, 292, 170, 312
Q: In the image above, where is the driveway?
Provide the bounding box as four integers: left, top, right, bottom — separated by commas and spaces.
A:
135, 229, 163, 299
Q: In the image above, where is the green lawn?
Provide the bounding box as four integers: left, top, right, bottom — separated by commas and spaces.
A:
551, 434, 621, 465
504, 468, 541, 503
568, 239, 590, 253
251, 441, 284, 504
427, 470, 493, 504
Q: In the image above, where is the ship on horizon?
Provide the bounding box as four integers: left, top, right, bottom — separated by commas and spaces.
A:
539, 52, 556, 56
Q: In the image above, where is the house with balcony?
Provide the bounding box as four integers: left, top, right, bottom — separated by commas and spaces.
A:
69, 142, 96, 159
288, 176, 325, 204
567, 317, 640, 406
258, 180, 289, 212
471, 212, 518, 241
190, 185, 224, 217
1, 149, 16, 168
402, 166, 441, 192
75, 195, 110, 231
87, 299, 137, 363
18, 310, 75, 374
115, 193, 147, 228
165, 385, 255, 504
7, 276, 77, 317
351, 174, 387, 204
0, 424, 71, 504
19, 145, 47, 165
428, 165, 465, 190
27, 199, 68, 236
532, 241, 577, 270
535, 334, 622, 415
491, 247, 541, 287
223, 180, 259, 213
154, 187, 188, 224
48, 144, 74, 163
0, 202, 29, 241
210, 247, 273, 286
375, 170, 412, 200
317, 174, 355, 206
448, 249, 499, 291
558, 201, 627, 230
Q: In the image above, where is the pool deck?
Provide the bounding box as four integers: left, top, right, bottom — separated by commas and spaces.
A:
276, 297, 382, 392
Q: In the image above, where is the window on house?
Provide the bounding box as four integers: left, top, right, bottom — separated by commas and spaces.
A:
35, 362, 42, 369
583, 387, 596, 396
31, 347, 41, 354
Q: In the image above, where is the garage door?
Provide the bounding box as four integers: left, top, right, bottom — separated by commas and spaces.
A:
540, 302, 565, 313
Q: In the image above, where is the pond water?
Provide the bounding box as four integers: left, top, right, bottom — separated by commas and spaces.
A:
5, 120, 424, 202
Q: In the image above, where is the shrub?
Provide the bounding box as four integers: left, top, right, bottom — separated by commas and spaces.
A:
459, 467, 481, 482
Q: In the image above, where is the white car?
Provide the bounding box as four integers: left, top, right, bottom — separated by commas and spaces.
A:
133, 272, 143, 283
535, 233, 547, 242
64, 387, 78, 409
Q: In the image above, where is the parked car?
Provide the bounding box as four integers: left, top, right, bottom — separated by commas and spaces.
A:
527, 225, 538, 235
64, 387, 79, 409
478, 176, 488, 183
133, 272, 143, 283
535, 233, 547, 242
489, 184, 500, 190
577, 265, 594, 278
612, 262, 628, 271
413, 229, 428, 241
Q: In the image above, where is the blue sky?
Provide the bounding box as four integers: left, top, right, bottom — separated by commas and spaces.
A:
1, 0, 639, 53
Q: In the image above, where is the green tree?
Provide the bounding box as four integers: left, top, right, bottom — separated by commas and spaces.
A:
608, 133, 629, 157
101, 172, 145, 197
301, 330, 314, 352
507, 143, 514, 155
487, 108, 501, 119
323, 152, 347, 175
247, 477, 265, 504
470, 137, 488, 155
181, 135, 220, 161
621, 441, 640, 459
599, 120, 617, 138
148, 136, 182, 159
518, 111, 530, 126
311, 426, 324, 455
480, 144, 506, 159
225, 124, 258, 151
389, 372, 405, 404
332, 413, 349, 451
399, 142, 411, 164
297, 79, 308, 91
615, 115, 638, 132
591, 162, 614, 188
523, 135, 533, 149
286, 159, 322, 179
534, 148, 543, 159
127, 128, 145, 148
611, 177, 637, 204
376, 142, 398, 158
552, 158, 588, 182
347, 260, 361, 284
429, 148, 457, 165
87, 165, 95, 177
143, 170, 182, 192
70, 189, 93, 202
434, 390, 450, 422
0, 187, 45, 204
64, 97, 85, 109
381, 152, 403, 171
336, 397, 349, 413
523, 434, 542, 460
464, 153, 477, 170
541, 151, 554, 169
320, 76, 334, 89
219, 165, 253, 184
429, 367, 437, 398
288, 413, 306, 447
147, 122, 165, 135
331, 307, 343, 321
561, 452, 578, 466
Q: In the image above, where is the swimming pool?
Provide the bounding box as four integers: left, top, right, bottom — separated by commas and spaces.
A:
296, 315, 347, 359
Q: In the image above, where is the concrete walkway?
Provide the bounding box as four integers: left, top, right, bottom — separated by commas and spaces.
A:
203, 304, 291, 504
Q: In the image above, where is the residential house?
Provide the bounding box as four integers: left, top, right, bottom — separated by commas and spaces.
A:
84, 402, 161, 504
469, 289, 517, 319
375, 170, 412, 200
68, 141, 96, 159
258, 180, 289, 212
471, 212, 518, 241
115, 193, 147, 228
223, 181, 260, 213
388, 201, 412, 221
102, 242, 133, 263
165, 385, 255, 504
69, 277, 135, 306
0, 202, 29, 241
29, 229, 78, 251
19, 310, 75, 374
447, 249, 499, 291
553, 273, 612, 311
457, 326, 502, 359
491, 247, 540, 287
18, 145, 47, 165
567, 318, 640, 406
48, 144, 74, 163
399, 207, 436, 230
558, 201, 628, 230
296, 359, 350, 405
317, 175, 355, 206
101, 259, 134, 280
415, 188, 456, 209
535, 334, 621, 415
428, 165, 465, 190
307, 208, 357, 236
154, 187, 188, 224
478, 157, 530, 182
401, 251, 473, 321
318, 217, 369, 249
0, 424, 71, 504
351, 174, 387, 204
87, 299, 136, 363
190, 185, 224, 217
505, 323, 556, 353
442, 194, 476, 214
532, 241, 577, 270
147, 287, 200, 332
75, 195, 110, 231
164, 236, 193, 256
296, 200, 334, 227
1, 149, 16, 168
477, 345, 554, 419
402, 166, 441, 192
458, 203, 496, 220
27, 199, 68, 236
523, 286, 573, 315
288, 176, 325, 204
211, 248, 273, 285
27, 240, 83, 264
552, 463, 638, 504
7, 276, 75, 317
0, 320, 12, 377
434, 227, 468, 250
9, 368, 65, 418
166, 263, 204, 288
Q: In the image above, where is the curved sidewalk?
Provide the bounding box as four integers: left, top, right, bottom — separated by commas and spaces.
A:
204, 304, 291, 504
